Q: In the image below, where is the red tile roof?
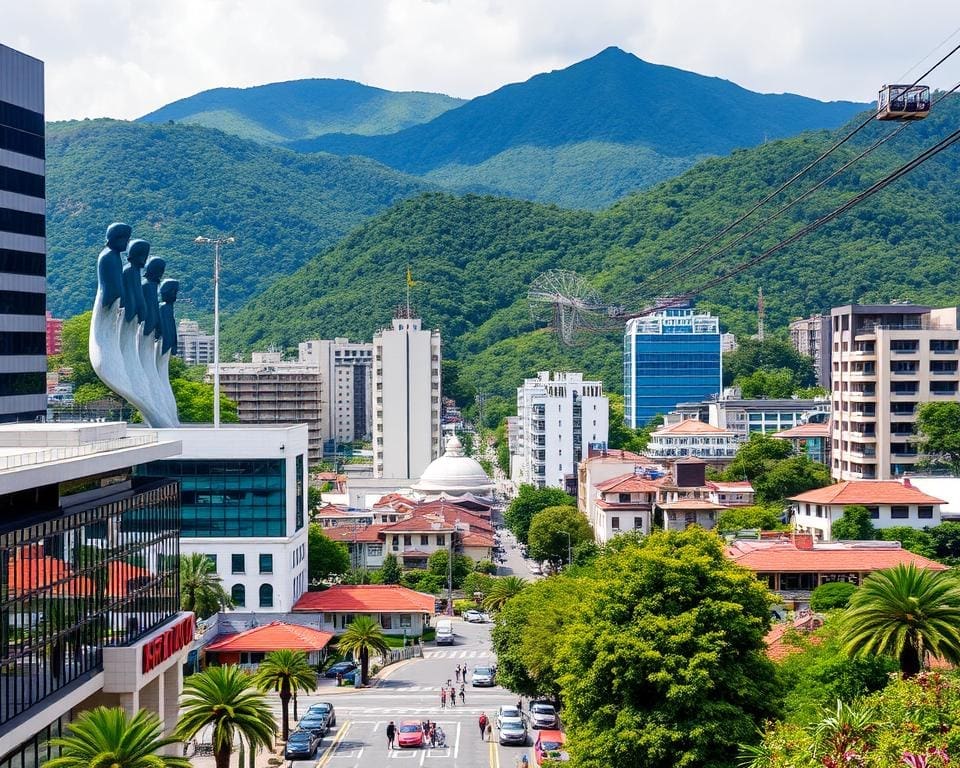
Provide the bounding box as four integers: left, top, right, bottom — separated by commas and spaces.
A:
381, 516, 455, 533
206, 621, 333, 653
727, 541, 948, 573
461, 532, 495, 548
790, 480, 945, 506
582, 449, 649, 464
655, 420, 728, 435
764, 614, 824, 661
596, 499, 652, 510
706, 481, 755, 492
399, 550, 432, 558
659, 499, 727, 510
321, 524, 386, 543
7, 549, 91, 596
293, 585, 435, 613
595, 473, 662, 493
774, 422, 831, 439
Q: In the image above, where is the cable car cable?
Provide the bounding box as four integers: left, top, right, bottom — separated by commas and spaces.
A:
895, 23, 960, 83
619, 41, 960, 306
635, 125, 960, 317
648, 82, 960, 293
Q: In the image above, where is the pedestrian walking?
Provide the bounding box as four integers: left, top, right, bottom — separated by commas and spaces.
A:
440, 688, 447, 709
478, 713, 489, 741
455, 667, 461, 683
386, 721, 396, 750
459, 683, 465, 704
429, 723, 437, 747
449, 686, 457, 707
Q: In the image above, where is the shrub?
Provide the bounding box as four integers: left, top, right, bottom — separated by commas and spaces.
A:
453, 599, 476, 615
810, 581, 857, 611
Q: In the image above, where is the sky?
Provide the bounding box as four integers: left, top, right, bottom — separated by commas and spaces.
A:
3, 0, 959, 122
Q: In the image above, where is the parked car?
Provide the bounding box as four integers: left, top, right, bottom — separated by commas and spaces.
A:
472, 666, 496, 687
306, 702, 336, 727
530, 701, 558, 729
436, 618, 455, 645
296, 713, 329, 737
498, 717, 528, 746
534, 730, 568, 765
284, 729, 321, 759
496, 705, 522, 729
528, 562, 543, 575
463, 609, 487, 623
397, 721, 424, 748
324, 661, 357, 679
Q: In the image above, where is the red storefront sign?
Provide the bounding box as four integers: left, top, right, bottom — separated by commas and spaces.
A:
142, 614, 195, 674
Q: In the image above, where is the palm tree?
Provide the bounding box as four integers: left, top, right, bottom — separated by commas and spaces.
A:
337, 616, 389, 686
254, 649, 317, 741
840, 563, 960, 677
179, 553, 231, 619
176, 665, 275, 768
483, 575, 527, 612
42, 706, 191, 768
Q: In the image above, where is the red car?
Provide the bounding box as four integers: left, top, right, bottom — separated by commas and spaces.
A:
397, 721, 424, 748
534, 730, 568, 765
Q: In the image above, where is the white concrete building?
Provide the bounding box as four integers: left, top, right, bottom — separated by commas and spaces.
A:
644, 419, 738, 463
176, 319, 216, 366
372, 316, 442, 480
142, 424, 310, 613
791, 479, 945, 541
512, 371, 608, 491
298, 338, 374, 445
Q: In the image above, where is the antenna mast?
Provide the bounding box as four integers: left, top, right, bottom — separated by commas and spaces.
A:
757, 287, 765, 343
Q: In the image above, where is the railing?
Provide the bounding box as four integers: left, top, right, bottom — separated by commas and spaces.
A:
0, 433, 158, 471
379, 641, 424, 669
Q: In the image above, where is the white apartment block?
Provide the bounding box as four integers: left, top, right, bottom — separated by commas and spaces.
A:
298, 338, 373, 444
831, 304, 960, 481
512, 371, 609, 491
177, 319, 216, 366
372, 316, 442, 480
790, 313, 833, 387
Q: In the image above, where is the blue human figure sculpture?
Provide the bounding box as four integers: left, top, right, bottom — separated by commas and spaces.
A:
90, 222, 135, 402
122, 240, 149, 324
141, 256, 165, 339
156, 279, 180, 426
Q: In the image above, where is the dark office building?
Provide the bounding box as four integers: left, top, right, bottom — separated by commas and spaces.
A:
0, 45, 47, 422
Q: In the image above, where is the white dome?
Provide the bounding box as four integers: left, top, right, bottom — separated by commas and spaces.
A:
412, 435, 495, 497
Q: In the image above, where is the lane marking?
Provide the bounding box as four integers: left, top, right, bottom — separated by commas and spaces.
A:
455, 721, 461, 759
316, 719, 351, 768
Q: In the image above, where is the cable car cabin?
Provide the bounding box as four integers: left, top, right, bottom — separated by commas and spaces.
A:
877, 84, 930, 120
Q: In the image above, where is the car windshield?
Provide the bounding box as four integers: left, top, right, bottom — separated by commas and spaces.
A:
310, 704, 331, 713
399, 725, 420, 733
300, 717, 324, 726
542, 740, 563, 750
533, 705, 554, 714
501, 707, 520, 717
289, 732, 311, 742
475, 667, 492, 675
502, 721, 524, 731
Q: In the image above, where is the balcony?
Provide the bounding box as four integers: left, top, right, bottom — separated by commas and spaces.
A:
847, 389, 876, 401
848, 446, 877, 459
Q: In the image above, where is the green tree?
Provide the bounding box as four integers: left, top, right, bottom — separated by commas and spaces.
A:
338, 616, 389, 685
557, 528, 780, 768
254, 650, 317, 742
483, 575, 527, 612
427, 550, 472, 589
753, 455, 831, 503
179, 553, 231, 619
42, 706, 191, 768
723, 337, 816, 389
307, 485, 323, 513
463, 571, 494, 601
831, 505, 876, 541
809, 581, 857, 612
877, 526, 935, 558
170, 378, 239, 424
504, 485, 574, 544
307, 525, 351, 584
928, 521, 960, 565
441, 359, 476, 407
734, 367, 797, 399
176, 665, 275, 768
473, 558, 497, 574
916, 401, 960, 473
721, 432, 794, 482
378, 553, 402, 585
716, 503, 787, 533
527, 505, 594, 570
840, 563, 960, 677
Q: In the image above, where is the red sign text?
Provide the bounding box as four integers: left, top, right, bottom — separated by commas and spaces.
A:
142, 614, 195, 674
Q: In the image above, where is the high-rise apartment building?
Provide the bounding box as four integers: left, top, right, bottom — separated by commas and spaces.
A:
790, 313, 832, 387
623, 303, 721, 429
372, 316, 441, 479
512, 371, 609, 491
831, 303, 960, 481
0, 45, 47, 422
45, 311, 63, 355
177, 319, 216, 365
214, 352, 325, 461
298, 337, 373, 445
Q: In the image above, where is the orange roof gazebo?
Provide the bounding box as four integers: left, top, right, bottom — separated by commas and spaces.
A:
205, 621, 334, 654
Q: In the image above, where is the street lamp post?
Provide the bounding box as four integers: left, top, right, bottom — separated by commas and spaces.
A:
558, 530, 572, 569
194, 235, 234, 428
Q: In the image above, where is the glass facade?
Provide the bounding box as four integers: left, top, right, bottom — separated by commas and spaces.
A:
137, 459, 286, 537
0, 480, 180, 727
624, 307, 722, 428
295, 454, 304, 531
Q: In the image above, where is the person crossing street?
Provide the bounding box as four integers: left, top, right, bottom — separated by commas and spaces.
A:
440, 688, 447, 709
386, 721, 396, 750
478, 712, 489, 741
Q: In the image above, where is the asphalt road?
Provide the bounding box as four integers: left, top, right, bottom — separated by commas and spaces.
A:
277, 619, 537, 768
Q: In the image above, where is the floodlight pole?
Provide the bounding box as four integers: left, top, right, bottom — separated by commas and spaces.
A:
194, 235, 234, 428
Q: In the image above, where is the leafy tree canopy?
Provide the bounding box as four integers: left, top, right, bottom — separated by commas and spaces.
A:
527, 505, 594, 569
716, 503, 788, 534
916, 401, 960, 474
427, 550, 473, 589
378, 553, 402, 585
723, 337, 817, 389
831, 505, 876, 541
504, 484, 575, 544
307, 525, 351, 585
809, 582, 858, 612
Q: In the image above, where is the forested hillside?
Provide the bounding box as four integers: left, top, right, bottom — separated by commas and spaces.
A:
223, 95, 960, 397
291, 47, 866, 208
139, 79, 465, 143
46, 119, 430, 317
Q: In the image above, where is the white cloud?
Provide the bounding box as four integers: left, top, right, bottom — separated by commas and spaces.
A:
2, 0, 957, 121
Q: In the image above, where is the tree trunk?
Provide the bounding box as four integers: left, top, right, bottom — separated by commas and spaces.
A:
280, 681, 291, 741
900, 641, 922, 678
360, 648, 369, 686
215, 742, 231, 768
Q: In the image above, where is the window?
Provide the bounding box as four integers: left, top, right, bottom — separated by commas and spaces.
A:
259, 554, 273, 574
867, 506, 880, 520
891, 506, 909, 519
436, 534, 445, 546
259, 583, 274, 608
618, 493, 631, 503
231, 554, 245, 574
403, 535, 412, 546
231, 584, 245, 607
420, 535, 429, 546
611, 516, 620, 530
368, 544, 383, 557
918, 506, 934, 519
205, 554, 217, 569
399, 614, 412, 628
381, 613, 393, 629
339, 614, 355, 629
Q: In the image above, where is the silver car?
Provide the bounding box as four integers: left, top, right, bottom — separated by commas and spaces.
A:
472, 666, 496, 687
530, 702, 558, 729
498, 717, 528, 746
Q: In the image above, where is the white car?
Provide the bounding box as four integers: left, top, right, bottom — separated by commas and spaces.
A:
496, 705, 523, 730
463, 610, 487, 623
528, 562, 543, 575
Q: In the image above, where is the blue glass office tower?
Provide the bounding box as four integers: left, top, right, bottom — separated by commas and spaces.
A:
623, 304, 722, 429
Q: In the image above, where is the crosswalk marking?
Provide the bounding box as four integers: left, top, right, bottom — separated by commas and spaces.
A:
422, 649, 493, 659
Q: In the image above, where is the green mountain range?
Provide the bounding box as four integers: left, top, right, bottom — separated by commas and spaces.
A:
46, 119, 430, 318
222, 94, 960, 398
290, 47, 867, 208
139, 79, 465, 143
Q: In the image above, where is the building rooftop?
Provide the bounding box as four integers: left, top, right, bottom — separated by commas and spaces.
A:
293, 585, 435, 613
595, 473, 662, 494
727, 538, 948, 573
654, 420, 729, 435
205, 621, 333, 653
774, 422, 831, 439
790, 480, 945, 506
706, 481, 755, 492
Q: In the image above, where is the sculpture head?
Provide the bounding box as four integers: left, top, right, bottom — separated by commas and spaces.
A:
126, 239, 150, 268
105, 222, 132, 251
160, 278, 179, 303
144, 256, 166, 282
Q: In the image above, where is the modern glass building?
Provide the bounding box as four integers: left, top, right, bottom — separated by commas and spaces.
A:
623, 304, 722, 429
0, 44, 47, 422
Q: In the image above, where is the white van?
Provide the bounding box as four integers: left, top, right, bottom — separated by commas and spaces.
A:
435, 619, 455, 645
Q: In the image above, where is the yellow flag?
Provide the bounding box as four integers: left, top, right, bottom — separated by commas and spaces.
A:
406, 267, 417, 287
